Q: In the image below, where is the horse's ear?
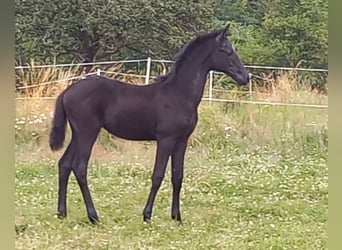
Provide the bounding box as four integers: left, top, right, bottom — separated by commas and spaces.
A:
216, 23, 231, 42
225, 23, 232, 36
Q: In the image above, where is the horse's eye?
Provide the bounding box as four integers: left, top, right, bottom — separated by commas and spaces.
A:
220, 47, 234, 56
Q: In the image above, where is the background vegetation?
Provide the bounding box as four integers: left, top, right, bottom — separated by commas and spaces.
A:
15, 0, 328, 249
15, 0, 327, 69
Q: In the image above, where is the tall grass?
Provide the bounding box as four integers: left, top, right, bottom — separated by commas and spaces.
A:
15, 65, 327, 163
211, 70, 327, 105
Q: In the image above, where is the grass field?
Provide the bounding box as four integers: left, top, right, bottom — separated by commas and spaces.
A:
15, 143, 327, 249
15, 69, 328, 249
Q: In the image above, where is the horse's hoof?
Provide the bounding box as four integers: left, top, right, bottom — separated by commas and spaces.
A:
89, 216, 99, 225
57, 212, 66, 219
171, 214, 183, 225
143, 216, 151, 224
172, 217, 183, 226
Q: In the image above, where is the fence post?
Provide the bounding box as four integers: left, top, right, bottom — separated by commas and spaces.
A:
145, 57, 152, 85
209, 70, 213, 104
248, 73, 252, 99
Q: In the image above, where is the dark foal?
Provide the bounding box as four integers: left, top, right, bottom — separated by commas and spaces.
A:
49, 24, 249, 225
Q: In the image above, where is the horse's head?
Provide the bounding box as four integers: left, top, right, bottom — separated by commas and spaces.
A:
207, 24, 249, 85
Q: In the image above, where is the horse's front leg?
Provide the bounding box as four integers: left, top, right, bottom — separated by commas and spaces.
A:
143, 137, 176, 223
170, 138, 188, 224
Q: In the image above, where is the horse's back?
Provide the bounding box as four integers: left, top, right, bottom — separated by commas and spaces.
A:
61, 76, 159, 140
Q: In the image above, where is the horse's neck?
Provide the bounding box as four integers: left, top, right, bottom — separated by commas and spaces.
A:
173, 63, 209, 108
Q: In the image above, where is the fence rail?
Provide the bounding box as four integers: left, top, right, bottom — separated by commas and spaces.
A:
14, 59, 147, 69
15, 58, 328, 72
15, 57, 328, 109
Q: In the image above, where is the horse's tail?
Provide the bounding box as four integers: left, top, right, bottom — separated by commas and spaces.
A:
49, 91, 67, 151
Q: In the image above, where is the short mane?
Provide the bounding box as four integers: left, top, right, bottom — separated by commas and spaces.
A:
152, 29, 222, 84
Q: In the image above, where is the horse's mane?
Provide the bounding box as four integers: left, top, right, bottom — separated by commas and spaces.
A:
152, 29, 222, 84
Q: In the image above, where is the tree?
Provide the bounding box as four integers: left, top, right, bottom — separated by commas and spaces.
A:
15, 0, 216, 64
15, 0, 328, 69
213, 0, 327, 68
261, 0, 328, 68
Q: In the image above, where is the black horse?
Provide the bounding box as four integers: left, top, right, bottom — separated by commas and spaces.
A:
49, 24, 249, 225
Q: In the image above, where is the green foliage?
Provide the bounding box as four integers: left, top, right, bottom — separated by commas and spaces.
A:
227, 22, 277, 65
214, 0, 266, 26
15, 0, 215, 64
15, 0, 328, 70
261, 0, 328, 68
214, 0, 328, 68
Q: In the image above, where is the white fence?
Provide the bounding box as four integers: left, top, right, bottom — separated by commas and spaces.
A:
15, 57, 328, 109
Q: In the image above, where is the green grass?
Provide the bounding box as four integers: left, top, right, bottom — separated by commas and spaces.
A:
15, 144, 327, 249
15, 101, 328, 249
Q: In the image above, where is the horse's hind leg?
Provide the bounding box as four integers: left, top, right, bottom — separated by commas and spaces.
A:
57, 135, 77, 219
72, 125, 101, 224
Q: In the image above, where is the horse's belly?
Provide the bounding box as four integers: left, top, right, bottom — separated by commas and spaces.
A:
104, 115, 156, 141
109, 127, 156, 141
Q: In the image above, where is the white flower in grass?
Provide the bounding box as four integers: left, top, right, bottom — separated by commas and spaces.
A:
224, 126, 232, 131
39, 113, 47, 120
34, 118, 43, 124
